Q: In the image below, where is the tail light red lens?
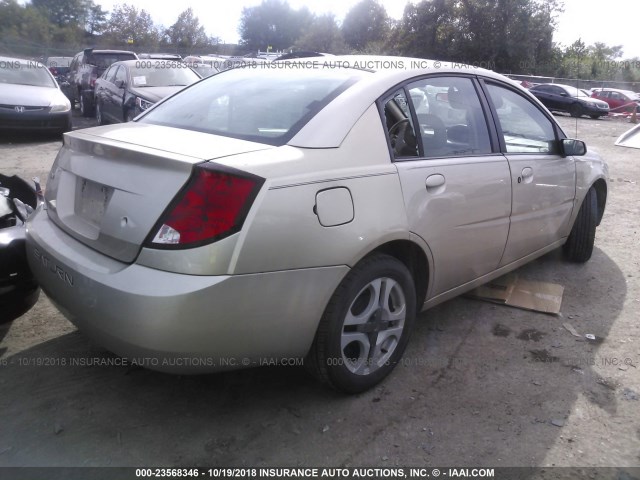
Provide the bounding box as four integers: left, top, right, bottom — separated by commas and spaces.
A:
146, 164, 264, 249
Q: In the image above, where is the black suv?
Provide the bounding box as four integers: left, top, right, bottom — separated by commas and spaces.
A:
68, 49, 138, 116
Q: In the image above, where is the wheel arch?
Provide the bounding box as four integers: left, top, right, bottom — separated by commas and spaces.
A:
365, 239, 430, 311
592, 178, 607, 226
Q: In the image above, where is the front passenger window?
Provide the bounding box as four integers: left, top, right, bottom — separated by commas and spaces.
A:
486, 84, 558, 154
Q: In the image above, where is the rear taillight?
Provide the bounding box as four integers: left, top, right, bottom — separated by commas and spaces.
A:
146, 164, 264, 249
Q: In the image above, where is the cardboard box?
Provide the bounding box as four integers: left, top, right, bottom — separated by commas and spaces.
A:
466, 274, 564, 314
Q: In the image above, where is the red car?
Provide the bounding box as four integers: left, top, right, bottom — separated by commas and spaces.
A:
592, 89, 640, 113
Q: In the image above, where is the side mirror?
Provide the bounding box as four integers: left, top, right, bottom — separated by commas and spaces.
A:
115, 79, 126, 89
561, 138, 586, 157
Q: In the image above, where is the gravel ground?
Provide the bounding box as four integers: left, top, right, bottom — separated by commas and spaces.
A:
0, 110, 639, 473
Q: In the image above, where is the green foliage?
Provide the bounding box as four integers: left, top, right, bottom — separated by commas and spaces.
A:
166, 8, 209, 51
239, 0, 313, 51
102, 3, 160, 49
341, 0, 390, 51
388, 0, 456, 58
0, 0, 55, 56
388, 0, 562, 73
86, 2, 107, 35
294, 14, 346, 53
31, 0, 88, 28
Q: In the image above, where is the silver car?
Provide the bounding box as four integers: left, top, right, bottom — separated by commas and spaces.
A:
0, 56, 72, 135
26, 57, 608, 393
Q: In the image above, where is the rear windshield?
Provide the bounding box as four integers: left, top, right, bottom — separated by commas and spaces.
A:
87, 53, 136, 72
138, 67, 364, 146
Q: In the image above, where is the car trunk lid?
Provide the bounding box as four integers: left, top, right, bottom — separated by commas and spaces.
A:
44, 124, 273, 263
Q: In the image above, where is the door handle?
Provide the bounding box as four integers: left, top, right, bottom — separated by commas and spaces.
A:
519, 167, 533, 184
426, 174, 445, 193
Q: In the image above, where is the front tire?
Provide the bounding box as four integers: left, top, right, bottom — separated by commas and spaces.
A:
564, 187, 597, 262
96, 102, 104, 125
306, 254, 416, 393
569, 103, 583, 118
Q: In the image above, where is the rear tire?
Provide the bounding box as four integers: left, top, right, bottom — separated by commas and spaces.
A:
80, 92, 94, 117
564, 187, 597, 262
305, 254, 416, 393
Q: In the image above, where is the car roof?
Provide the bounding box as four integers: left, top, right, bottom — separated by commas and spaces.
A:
80, 49, 136, 55
109, 59, 183, 67
598, 88, 638, 96
263, 55, 528, 148
532, 83, 574, 90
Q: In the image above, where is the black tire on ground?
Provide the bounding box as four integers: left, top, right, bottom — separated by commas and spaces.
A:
590, 114, 600, 119
57, 118, 72, 137
564, 186, 597, 262
80, 92, 94, 117
569, 103, 583, 118
305, 253, 416, 393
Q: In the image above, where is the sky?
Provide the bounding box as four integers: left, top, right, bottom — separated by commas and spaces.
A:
90, 0, 640, 59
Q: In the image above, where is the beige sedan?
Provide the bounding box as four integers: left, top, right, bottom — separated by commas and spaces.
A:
26, 56, 608, 393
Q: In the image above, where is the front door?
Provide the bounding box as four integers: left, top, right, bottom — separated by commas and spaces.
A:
483, 82, 576, 266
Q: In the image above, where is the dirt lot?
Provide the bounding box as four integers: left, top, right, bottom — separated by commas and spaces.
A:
1, 110, 639, 472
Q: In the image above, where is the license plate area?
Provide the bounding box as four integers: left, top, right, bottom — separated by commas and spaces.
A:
75, 178, 113, 227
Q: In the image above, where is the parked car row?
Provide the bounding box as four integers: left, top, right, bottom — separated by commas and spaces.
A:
519, 80, 639, 119
94, 60, 200, 124
528, 83, 610, 118
67, 49, 139, 116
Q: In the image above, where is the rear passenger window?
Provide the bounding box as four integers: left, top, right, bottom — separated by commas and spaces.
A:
486, 83, 558, 154
406, 77, 491, 158
382, 89, 418, 158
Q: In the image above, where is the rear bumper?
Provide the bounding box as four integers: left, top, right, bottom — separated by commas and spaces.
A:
26, 208, 347, 373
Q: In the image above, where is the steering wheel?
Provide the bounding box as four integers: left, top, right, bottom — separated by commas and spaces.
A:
389, 118, 413, 156
389, 118, 410, 136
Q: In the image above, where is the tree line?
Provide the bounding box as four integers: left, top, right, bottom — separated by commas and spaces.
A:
0, 0, 219, 57
0, 0, 638, 82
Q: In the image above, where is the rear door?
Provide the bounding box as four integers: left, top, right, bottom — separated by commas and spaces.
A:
608, 91, 625, 112
389, 75, 511, 297
95, 65, 113, 120
109, 66, 127, 121
482, 82, 576, 266
531, 85, 555, 110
